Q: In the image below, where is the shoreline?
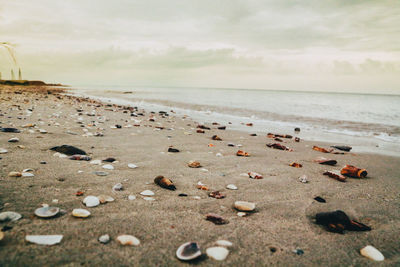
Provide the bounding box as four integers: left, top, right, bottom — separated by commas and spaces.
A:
0, 86, 399, 266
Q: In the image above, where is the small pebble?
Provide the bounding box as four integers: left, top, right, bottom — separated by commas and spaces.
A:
116, 235, 140, 246
206, 247, 229, 261
98, 234, 110, 244
102, 164, 114, 170
140, 190, 154, 196
215, 240, 233, 247
128, 163, 138, 169
128, 195, 136, 200
226, 184, 238, 190
83, 196, 100, 207
112, 183, 123, 191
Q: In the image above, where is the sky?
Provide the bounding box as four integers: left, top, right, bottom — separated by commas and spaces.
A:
0, 0, 399, 93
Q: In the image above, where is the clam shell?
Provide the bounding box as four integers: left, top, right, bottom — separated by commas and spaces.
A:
102, 164, 114, 170
360, 245, 384, 261
176, 242, 202, 261
0, 148, 8, 154
98, 195, 114, 204
72, 208, 91, 218
0, 211, 22, 222
83, 196, 100, 207
226, 184, 237, 190
234, 201, 255, 211
25, 235, 62, 245
206, 246, 229, 261
140, 190, 154, 196
116, 235, 140, 246
34, 206, 60, 218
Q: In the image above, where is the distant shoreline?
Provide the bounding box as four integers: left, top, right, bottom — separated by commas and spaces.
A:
0, 79, 65, 87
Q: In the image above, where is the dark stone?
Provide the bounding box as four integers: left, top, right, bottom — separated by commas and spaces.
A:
102, 157, 116, 163
168, 147, 180, 153
331, 145, 352, 152
314, 196, 326, 203
0, 127, 20, 133
50, 145, 86, 155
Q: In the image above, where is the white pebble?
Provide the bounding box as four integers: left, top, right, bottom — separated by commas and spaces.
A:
206, 247, 229, 261
360, 245, 384, 261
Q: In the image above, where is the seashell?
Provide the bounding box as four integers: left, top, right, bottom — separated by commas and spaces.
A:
22, 123, 35, 128
226, 184, 237, 190
0, 148, 8, 154
128, 163, 138, 169
69, 155, 91, 161
116, 235, 140, 246
140, 190, 154, 196
211, 135, 222, 141
128, 195, 136, 200
1, 127, 20, 133
0, 211, 22, 222
17, 145, 25, 149
112, 183, 123, 191
360, 245, 384, 261
188, 161, 201, 168
323, 170, 346, 182
102, 164, 114, 170
215, 240, 233, 247
98, 234, 110, 244
25, 235, 63, 245
94, 171, 108, 176
98, 195, 114, 204
206, 247, 229, 261
312, 146, 333, 153
72, 208, 91, 218
331, 145, 352, 152
34, 206, 60, 218
248, 172, 263, 179
289, 162, 302, 168
83, 196, 100, 207
176, 242, 202, 261
237, 212, 247, 217
266, 143, 291, 151
9, 171, 22, 177
8, 137, 19, 142
90, 159, 102, 165
23, 168, 34, 172
234, 201, 256, 212
154, 175, 176, 190
299, 175, 308, 183
22, 172, 34, 177
143, 197, 155, 201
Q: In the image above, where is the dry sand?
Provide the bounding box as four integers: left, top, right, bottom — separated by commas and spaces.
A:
0, 86, 399, 266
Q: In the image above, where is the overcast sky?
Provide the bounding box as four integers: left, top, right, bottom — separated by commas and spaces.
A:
1, 0, 399, 93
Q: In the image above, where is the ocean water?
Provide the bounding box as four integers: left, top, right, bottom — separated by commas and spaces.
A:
71, 85, 400, 157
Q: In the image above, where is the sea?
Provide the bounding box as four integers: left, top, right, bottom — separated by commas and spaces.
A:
69, 85, 400, 157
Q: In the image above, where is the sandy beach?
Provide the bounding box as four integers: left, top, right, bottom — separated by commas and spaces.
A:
0, 86, 399, 266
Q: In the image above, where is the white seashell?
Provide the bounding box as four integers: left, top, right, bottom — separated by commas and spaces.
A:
22, 172, 34, 177
39, 129, 47, 134
237, 212, 247, 217
90, 159, 102, 165
215, 240, 233, 247
102, 164, 114, 170
128, 195, 136, 200
226, 184, 238, 190
143, 197, 155, 201
128, 163, 138, 169
98, 195, 115, 204
299, 175, 308, 183
216, 153, 223, 157
360, 245, 384, 261
0, 148, 8, 154
23, 168, 34, 172
176, 242, 202, 261
25, 235, 63, 245
116, 235, 140, 246
0, 211, 22, 222
234, 201, 255, 211
206, 246, 229, 261
34, 206, 60, 218
98, 234, 110, 244
8, 137, 19, 142
83, 196, 100, 207
140, 190, 154, 196
72, 208, 91, 218
112, 183, 123, 191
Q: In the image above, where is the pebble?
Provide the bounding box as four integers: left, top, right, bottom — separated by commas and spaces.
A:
72, 208, 91, 218
0, 211, 22, 222
226, 184, 238, 190
234, 201, 256, 211
39, 129, 48, 134
176, 242, 202, 261
25, 235, 63, 245
8, 171, 22, 177
299, 175, 308, 183
293, 249, 304, 255
90, 159, 102, 165
206, 247, 229, 261
112, 183, 123, 191
102, 163, 114, 170
215, 240, 233, 247
128, 163, 138, 169
360, 245, 384, 261
98, 234, 110, 244
237, 212, 247, 217
8, 137, 19, 142
128, 195, 136, 200
116, 235, 140, 246
94, 171, 108, 176
140, 190, 154, 196
143, 197, 155, 201
216, 153, 223, 157
83, 196, 100, 207
34, 206, 60, 218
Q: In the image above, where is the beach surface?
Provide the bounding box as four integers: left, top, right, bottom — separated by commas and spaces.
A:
0, 86, 399, 266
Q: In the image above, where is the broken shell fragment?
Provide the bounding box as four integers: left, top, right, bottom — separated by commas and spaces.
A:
266, 143, 291, 151
72, 208, 91, 218
236, 150, 250, 157
112, 183, 123, 191
360, 245, 384, 261
248, 172, 263, 179
313, 157, 337, 166
206, 246, 229, 261
176, 242, 202, 261
116, 235, 140, 246
25, 235, 63, 246
83, 196, 100, 207
211, 135, 222, 141
312, 146, 333, 153
0, 148, 8, 154
341, 165, 367, 178
289, 162, 302, 168
234, 201, 256, 212
34, 206, 60, 218
98, 195, 114, 204
206, 213, 229, 225
323, 170, 346, 182
196, 181, 209, 191
154, 175, 176, 190
208, 191, 226, 199
128, 163, 138, 169
188, 161, 202, 168
0, 211, 22, 222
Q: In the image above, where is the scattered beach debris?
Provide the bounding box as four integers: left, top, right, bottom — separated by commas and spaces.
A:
299, 175, 308, 183
234, 201, 255, 212
212, 135, 222, 141
72, 208, 91, 218
1, 127, 20, 133
25, 235, 63, 246
289, 162, 302, 168
50, 145, 86, 155
98, 234, 110, 244
236, 150, 250, 157
0, 211, 22, 222
154, 175, 176, 190
323, 171, 346, 182
315, 210, 371, 234
312, 146, 333, 153
168, 147, 180, 153
176, 242, 202, 261
331, 145, 352, 152
293, 249, 304, 255
226, 184, 238, 190
208, 191, 225, 199
267, 133, 292, 139
360, 245, 384, 261
206, 213, 229, 225
83, 196, 100, 207
188, 161, 202, 168
314, 196, 326, 203
248, 172, 263, 179
140, 190, 154, 196
34, 206, 60, 218
313, 157, 337, 165
341, 165, 367, 178
206, 246, 229, 261
267, 143, 291, 151
116, 235, 140, 246
69, 155, 91, 161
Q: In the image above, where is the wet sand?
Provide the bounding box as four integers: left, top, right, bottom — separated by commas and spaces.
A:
0, 86, 399, 266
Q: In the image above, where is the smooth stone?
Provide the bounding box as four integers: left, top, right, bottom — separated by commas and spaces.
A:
0, 211, 22, 222
128, 163, 138, 169
102, 164, 114, 170
34, 206, 60, 218
116, 235, 140, 246
83, 196, 100, 207
94, 171, 108, 176
98, 195, 115, 204
0, 148, 8, 154
226, 184, 238, 190
8, 172, 22, 177
143, 197, 155, 201
90, 159, 102, 165
234, 201, 255, 211
25, 235, 63, 245
72, 208, 91, 218
215, 240, 233, 247
39, 129, 48, 134
176, 242, 202, 261
299, 175, 308, 183
206, 247, 229, 261
140, 190, 154, 196
360, 245, 384, 261
22, 172, 34, 177
98, 234, 110, 244
8, 137, 19, 142
128, 195, 136, 200
112, 183, 123, 191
